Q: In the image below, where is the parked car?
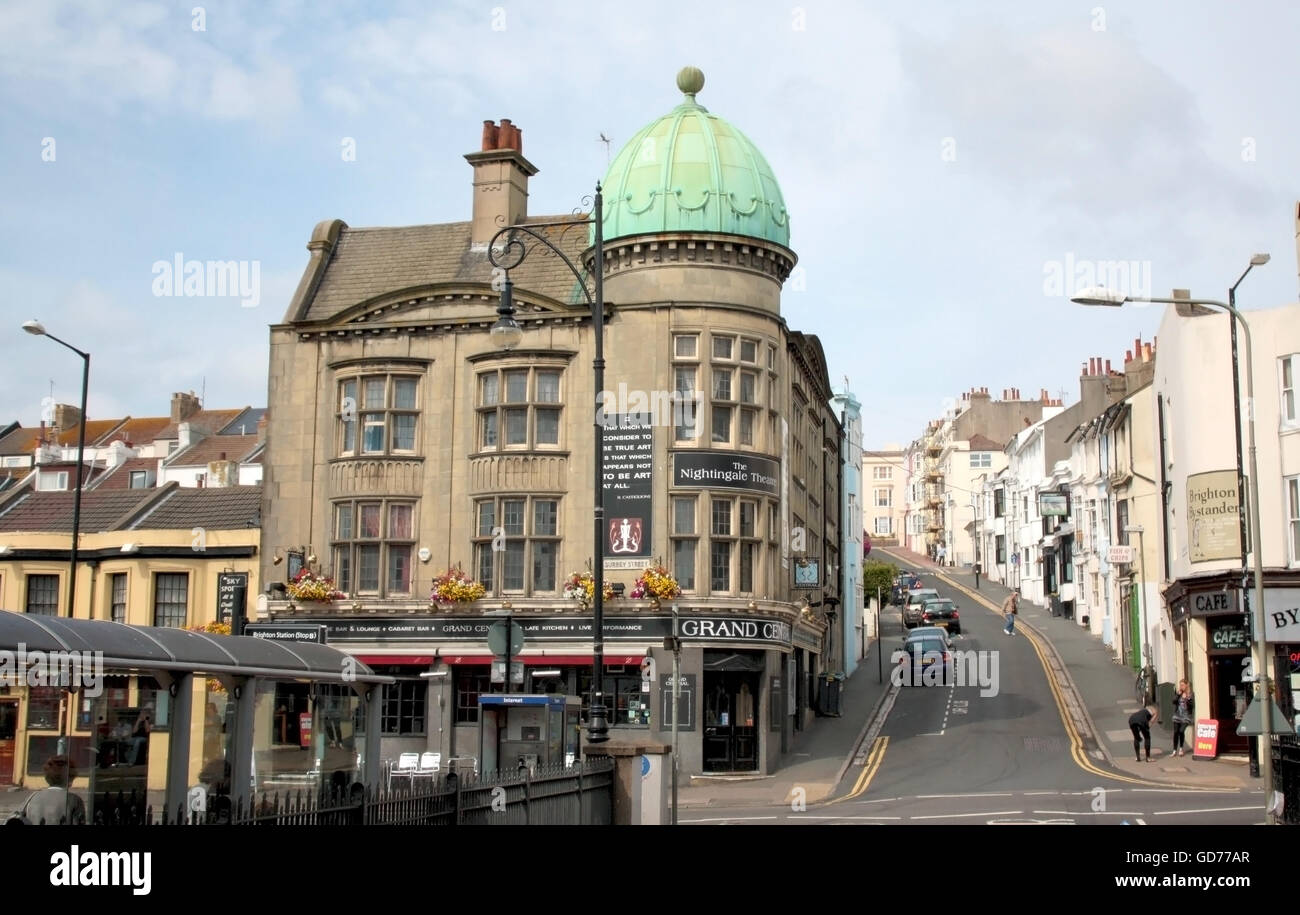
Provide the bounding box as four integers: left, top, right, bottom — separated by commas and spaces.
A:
902, 588, 940, 627
899, 629, 954, 685
919, 598, 961, 635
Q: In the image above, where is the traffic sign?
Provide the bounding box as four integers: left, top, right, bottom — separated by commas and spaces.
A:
488, 619, 525, 659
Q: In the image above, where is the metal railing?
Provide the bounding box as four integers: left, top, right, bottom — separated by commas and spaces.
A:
1270, 735, 1300, 825
9, 758, 615, 826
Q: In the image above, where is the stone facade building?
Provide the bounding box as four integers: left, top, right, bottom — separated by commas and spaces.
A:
260, 69, 843, 776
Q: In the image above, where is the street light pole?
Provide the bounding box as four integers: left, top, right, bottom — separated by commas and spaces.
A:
1072, 284, 1274, 821
1229, 255, 1269, 777
487, 186, 609, 743
23, 321, 90, 619
22, 320, 90, 824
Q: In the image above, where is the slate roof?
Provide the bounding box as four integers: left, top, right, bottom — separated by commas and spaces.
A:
0, 484, 263, 532
219, 408, 266, 435
167, 434, 260, 467
129, 485, 262, 530
0, 489, 158, 534
297, 217, 593, 323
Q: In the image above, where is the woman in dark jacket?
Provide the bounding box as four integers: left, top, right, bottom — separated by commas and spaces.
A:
1172, 679, 1195, 757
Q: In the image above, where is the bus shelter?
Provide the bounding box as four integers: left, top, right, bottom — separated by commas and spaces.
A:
0, 610, 393, 822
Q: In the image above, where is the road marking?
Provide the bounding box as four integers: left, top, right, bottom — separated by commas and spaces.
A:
1034, 809, 1145, 816
1134, 818, 1146, 824
1023, 791, 1062, 796
681, 816, 780, 823
908, 560, 1218, 793
792, 815, 904, 821
839, 736, 888, 802
916, 792, 1015, 799
989, 818, 1074, 825
1151, 806, 1264, 816
911, 810, 1023, 820
1130, 788, 1248, 794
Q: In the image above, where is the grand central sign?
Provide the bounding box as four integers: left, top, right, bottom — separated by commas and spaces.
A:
316, 614, 795, 649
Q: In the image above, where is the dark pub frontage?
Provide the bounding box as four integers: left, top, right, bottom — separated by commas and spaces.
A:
259, 606, 826, 776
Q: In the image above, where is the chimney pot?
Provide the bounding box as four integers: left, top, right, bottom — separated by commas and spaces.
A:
1144, 342, 1152, 361
1125, 350, 1132, 362
482, 120, 499, 151
1105, 359, 1112, 374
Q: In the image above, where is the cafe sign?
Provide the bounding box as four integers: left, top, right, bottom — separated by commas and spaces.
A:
1187, 470, 1242, 563
1210, 625, 1249, 651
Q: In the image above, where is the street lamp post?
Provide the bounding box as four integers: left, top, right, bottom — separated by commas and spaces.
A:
1230, 254, 1269, 777
23, 319, 90, 824
1072, 284, 1274, 820
22, 320, 90, 621
488, 186, 609, 743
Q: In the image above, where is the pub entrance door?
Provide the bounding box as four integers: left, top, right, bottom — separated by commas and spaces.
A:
702, 651, 763, 773
0, 700, 16, 785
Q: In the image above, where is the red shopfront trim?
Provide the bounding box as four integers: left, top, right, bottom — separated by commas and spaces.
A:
443, 654, 645, 666
354, 655, 436, 666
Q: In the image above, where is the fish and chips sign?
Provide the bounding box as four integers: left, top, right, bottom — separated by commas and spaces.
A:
1187, 470, 1241, 563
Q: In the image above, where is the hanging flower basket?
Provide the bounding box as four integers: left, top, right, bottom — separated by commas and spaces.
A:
188, 621, 232, 694
630, 564, 680, 601
430, 568, 486, 605
286, 568, 346, 602
562, 571, 617, 605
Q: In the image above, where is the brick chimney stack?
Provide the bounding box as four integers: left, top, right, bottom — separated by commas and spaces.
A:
52, 403, 82, 434
171, 391, 201, 424
466, 118, 539, 247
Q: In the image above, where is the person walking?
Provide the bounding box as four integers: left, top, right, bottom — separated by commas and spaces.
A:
1171, 679, 1195, 757
1001, 592, 1018, 635
1129, 704, 1156, 761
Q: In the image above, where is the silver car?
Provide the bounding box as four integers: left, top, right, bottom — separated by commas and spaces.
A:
902, 588, 939, 628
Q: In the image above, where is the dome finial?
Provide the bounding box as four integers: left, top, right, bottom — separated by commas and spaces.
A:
676, 66, 705, 100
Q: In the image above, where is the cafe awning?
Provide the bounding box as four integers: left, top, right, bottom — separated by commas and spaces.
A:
0, 610, 393, 685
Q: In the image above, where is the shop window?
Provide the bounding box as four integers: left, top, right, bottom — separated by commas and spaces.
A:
455, 670, 492, 723
579, 670, 649, 727
26, 686, 62, 730
381, 679, 426, 736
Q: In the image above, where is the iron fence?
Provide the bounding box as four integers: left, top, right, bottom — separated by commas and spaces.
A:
1270, 735, 1300, 825
7, 758, 614, 826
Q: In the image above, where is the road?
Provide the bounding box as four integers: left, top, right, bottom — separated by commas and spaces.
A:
685, 569, 1265, 825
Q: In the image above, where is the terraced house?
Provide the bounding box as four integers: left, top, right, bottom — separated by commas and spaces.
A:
259, 69, 847, 778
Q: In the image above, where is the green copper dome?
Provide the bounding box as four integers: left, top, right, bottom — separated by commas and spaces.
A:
598, 68, 790, 248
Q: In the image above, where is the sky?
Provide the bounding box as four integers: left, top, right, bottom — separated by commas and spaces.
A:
1, 0, 1297, 450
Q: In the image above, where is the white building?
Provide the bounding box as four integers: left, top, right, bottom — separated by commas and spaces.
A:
1154, 295, 1300, 750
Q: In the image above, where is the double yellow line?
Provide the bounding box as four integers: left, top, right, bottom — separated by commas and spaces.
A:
839, 736, 889, 802
928, 568, 1195, 789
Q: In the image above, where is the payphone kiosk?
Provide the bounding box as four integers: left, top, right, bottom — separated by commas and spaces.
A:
478, 695, 581, 775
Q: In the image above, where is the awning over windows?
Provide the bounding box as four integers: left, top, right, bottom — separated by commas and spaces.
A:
0, 610, 393, 685
437, 653, 646, 667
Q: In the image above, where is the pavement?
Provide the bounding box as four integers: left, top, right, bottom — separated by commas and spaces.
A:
884, 545, 1255, 792
677, 543, 1254, 810
2, 545, 1254, 819
675, 633, 894, 809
